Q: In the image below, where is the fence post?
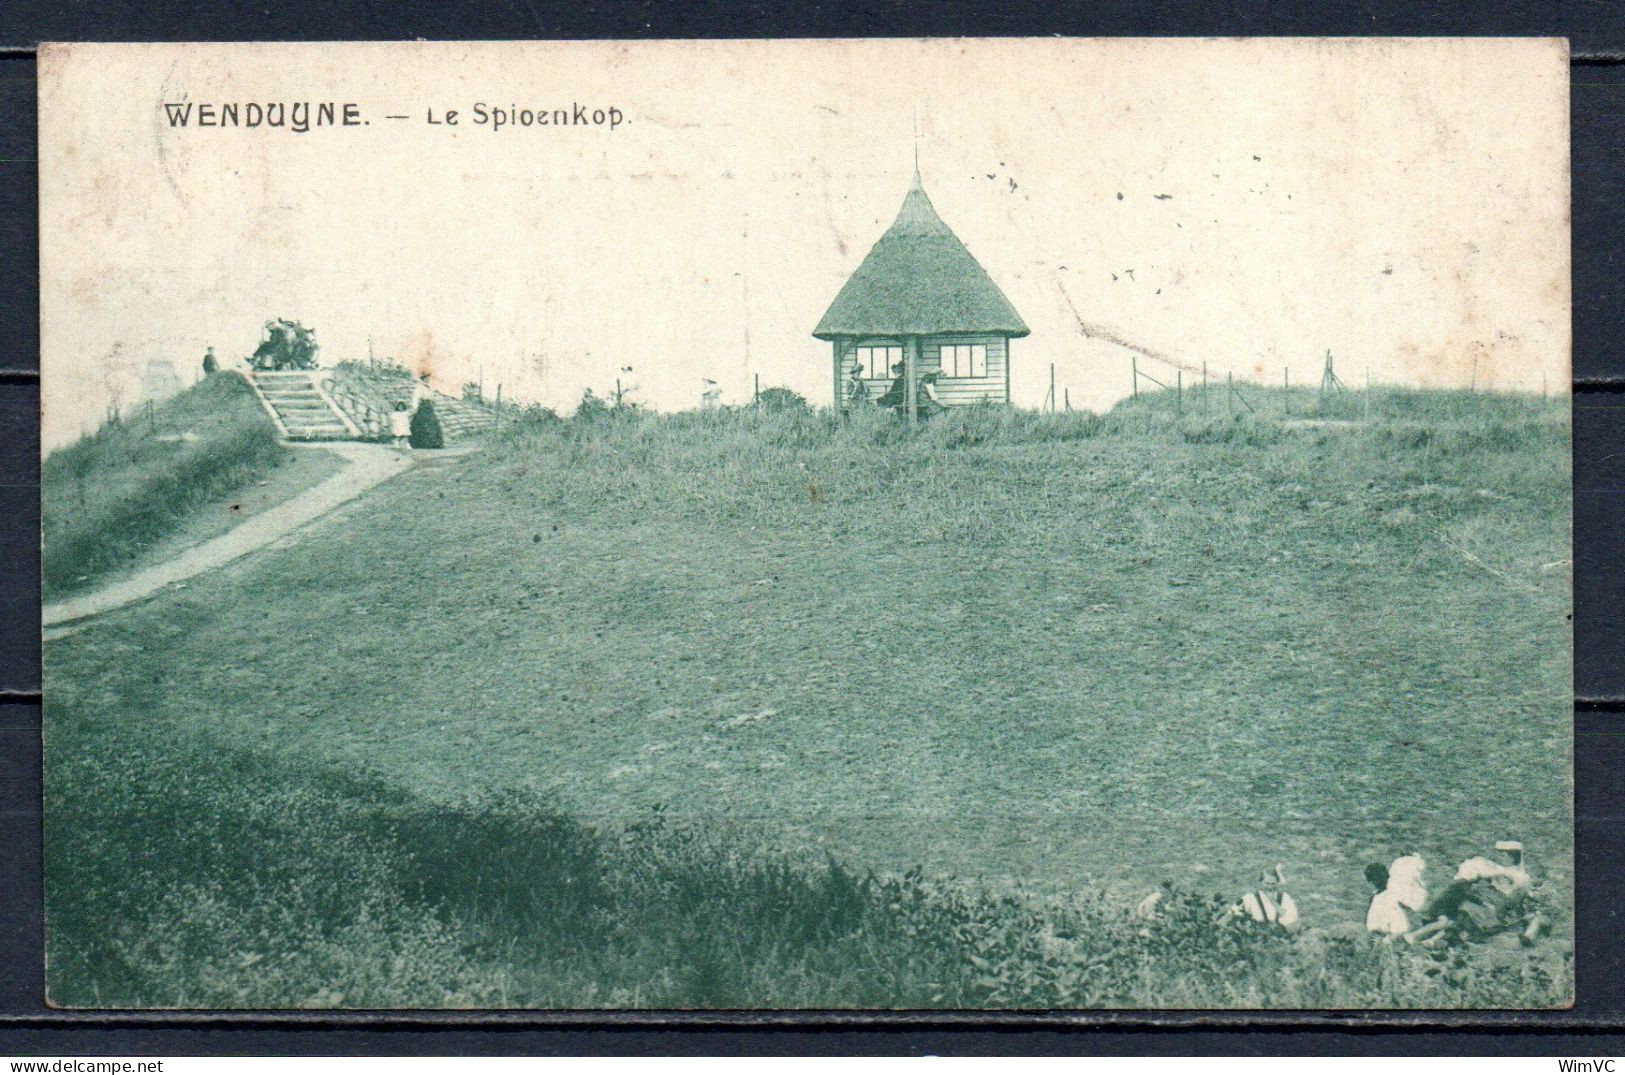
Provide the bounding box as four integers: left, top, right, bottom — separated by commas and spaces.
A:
1050, 363, 1057, 413
1177, 369, 1182, 417
754, 373, 760, 410
1131, 356, 1138, 400
1064, 388, 1071, 412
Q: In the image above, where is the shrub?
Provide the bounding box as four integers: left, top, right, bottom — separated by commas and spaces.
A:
756, 386, 809, 413
574, 389, 611, 423
517, 404, 562, 426
409, 399, 445, 449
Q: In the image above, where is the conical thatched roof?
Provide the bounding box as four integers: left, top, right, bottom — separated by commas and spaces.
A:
814, 173, 1030, 340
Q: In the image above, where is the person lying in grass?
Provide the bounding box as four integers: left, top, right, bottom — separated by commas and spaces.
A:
1404, 841, 1545, 947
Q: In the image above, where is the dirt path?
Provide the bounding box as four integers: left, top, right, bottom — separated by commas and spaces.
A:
43, 443, 415, 633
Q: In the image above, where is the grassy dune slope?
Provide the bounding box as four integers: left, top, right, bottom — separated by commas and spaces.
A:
44, 390, 1572, 1007
46, 729, 1569, 1009
42, 373, 292, 598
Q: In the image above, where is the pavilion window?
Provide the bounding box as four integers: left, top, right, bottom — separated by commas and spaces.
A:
941, 343, 988, 379
856, 344, 902, 380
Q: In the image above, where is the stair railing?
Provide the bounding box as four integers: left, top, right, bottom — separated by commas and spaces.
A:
320, 376, 389, 439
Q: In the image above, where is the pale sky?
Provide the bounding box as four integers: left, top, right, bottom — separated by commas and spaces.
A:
39, 38, 1569, 451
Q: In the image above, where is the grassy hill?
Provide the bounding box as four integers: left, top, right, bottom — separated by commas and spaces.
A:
42, 372, 294, 598
43, 389, 1572, 1008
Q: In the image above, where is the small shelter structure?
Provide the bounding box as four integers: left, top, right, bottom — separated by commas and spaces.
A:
814, 170, 1029, 420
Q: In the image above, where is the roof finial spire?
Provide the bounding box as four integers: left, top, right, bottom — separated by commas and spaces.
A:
912, 109, 922, 188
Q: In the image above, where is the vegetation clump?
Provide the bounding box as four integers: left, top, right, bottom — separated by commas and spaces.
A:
574, 388, 612, 423
409, 399, 445, 449
755, 386, 809, 413
44, 731, 1572, 1009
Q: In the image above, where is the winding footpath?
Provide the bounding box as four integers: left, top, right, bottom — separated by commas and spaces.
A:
43, 443, 414, 634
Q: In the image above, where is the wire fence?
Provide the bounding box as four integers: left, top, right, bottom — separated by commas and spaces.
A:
1104, 349, 1443, 425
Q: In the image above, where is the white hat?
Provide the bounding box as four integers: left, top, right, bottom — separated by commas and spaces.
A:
1495, 840, 1524, 854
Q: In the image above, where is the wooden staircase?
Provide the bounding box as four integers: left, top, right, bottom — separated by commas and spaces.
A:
324, 365, 500, 442
432, 395, 501, 439
248, 370, 360, 441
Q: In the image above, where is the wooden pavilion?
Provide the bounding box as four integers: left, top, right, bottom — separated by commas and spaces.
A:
814, 170, 1030, 420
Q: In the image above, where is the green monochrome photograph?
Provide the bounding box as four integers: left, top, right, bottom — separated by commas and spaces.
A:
37, 38, 1573, 1011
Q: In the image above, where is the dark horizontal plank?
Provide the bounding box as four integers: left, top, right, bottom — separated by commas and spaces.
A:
2, 1, 1624, 50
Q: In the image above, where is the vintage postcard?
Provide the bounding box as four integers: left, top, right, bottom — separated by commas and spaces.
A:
38, 38, 1572, 1010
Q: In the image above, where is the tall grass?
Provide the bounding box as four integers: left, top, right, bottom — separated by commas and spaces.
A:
483, 387, 1567, 542
42, 373, 285, 597
45, 728, 1571, 1009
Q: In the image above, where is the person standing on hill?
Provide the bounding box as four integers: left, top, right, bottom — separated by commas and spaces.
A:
847, 363, 870, 408
390, 400, 412, 449
202, 347, 218, 376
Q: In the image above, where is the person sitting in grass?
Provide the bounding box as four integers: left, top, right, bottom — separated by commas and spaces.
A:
1366, 854, 1429, 936
1363, 861, 1396, 932
1236, 863, 1301, 932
